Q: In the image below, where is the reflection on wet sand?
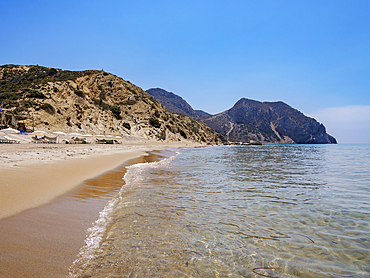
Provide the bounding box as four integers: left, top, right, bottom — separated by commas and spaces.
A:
0, 150, 169, 278
69, 151, 164, 200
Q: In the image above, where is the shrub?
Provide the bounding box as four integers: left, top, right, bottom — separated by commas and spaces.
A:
74, 90, 85, 98
27, 90, 46, 99
40, 103, 54, 114
28, 66, 39, 73
154, 110, 160, 118
66, 117, 72, 126
47, 68, 58, 76
149, 118, 161, 128
0, 91, 19, 100
109, 105, 122, 119
122, 122, 131, 130
24, 100, 38, 108
179, 129, 187, 139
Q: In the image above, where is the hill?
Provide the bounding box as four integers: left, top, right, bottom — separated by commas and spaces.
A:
146, 88, 210, 118
202, 98, 337, 144
0, 65, 226, 144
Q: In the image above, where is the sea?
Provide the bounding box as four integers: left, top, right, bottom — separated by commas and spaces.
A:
68, 144, 370, 278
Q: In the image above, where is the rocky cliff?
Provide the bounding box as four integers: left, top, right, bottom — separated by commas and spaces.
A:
0, 65, 226, 144
146, 88, 210, 118
202, 98, 337, 144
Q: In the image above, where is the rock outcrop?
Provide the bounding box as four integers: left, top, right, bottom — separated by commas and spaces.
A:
202, 98, 337, 144
0, 65, 226, 144
146, 88, 210, 118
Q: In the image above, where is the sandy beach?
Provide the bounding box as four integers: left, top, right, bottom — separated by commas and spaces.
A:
0, 140, 202, 277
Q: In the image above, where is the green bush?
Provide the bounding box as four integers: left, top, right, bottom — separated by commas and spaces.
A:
109, 105, 122, 119
27, 90, 46, 99
74, 90, 85, 98
122, 122, 131, 130
24, 100, 38, 108
28, 66, 39, 73
179, 129, 187, 139
0, 91, 19, 100
149, 118, 161, 128
40, 103, 54, 114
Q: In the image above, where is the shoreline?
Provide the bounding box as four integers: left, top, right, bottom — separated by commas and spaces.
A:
0, 141, 200, 277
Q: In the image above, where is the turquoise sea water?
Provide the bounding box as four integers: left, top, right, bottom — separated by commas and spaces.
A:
69, 144, 370, 277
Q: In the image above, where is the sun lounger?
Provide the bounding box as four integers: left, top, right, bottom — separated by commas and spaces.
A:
0, 137, 11, 143
32, 136, 48, 144
44, 135, 57, 144
95, 138, 113, 144
73, 137, 87, 144
3, 136, 20, 144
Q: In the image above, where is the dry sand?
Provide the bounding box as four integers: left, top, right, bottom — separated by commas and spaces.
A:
0, 140, 203, 277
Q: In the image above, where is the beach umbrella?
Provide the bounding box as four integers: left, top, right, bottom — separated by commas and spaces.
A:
69, 132, 82, 136
31, 130, 46, 135
1, 127, 20, 134
114, 136, 122, 139
52, 131, 67, 143
106, 135, 113, 138
52, 131, 67, 136
96, 134, 105, 137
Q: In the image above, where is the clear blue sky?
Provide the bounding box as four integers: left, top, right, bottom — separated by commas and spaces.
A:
1, 0, 369, 143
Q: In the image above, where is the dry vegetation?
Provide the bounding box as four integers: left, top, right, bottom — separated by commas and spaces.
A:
0, 64, 226, 144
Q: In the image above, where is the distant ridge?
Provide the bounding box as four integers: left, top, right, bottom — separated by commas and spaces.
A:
146, 88, 210, 118
202, 98, 337, 144
145, 88, 336, 144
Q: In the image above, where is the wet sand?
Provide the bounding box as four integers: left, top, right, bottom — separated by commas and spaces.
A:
0, 143, 194, 277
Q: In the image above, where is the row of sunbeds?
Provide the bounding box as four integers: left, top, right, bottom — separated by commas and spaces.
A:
0, 136, 20, 144
32, 136, 88, 144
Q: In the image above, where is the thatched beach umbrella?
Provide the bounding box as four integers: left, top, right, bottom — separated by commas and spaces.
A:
52, 131, 67, 143
69, 132, 82, 137
1, 127, 20, 134
31, 130, 46, 135
52, 131, 67, 136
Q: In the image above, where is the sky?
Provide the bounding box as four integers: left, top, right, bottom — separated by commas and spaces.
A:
1, 0, 369, 143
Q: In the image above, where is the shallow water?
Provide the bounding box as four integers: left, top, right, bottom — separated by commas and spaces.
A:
69, 145, 370, 277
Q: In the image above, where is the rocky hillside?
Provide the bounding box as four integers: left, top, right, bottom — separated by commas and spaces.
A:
0, 65, 226, 144
146, 88, 210, 118
202, 98, 337, 144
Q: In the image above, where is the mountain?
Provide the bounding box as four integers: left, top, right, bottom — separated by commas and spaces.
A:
0, 65, 226, 144
146, 88, 210, 118
202, 98, 337, 144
